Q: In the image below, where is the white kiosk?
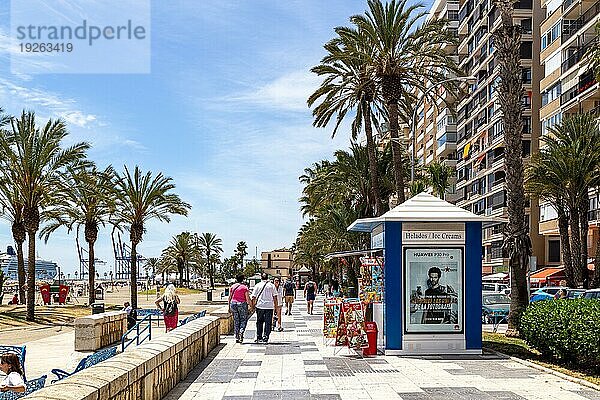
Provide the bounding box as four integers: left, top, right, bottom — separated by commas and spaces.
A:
348, 193, 501, 354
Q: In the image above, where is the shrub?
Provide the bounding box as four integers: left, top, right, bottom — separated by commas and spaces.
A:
520, 299, 600, 367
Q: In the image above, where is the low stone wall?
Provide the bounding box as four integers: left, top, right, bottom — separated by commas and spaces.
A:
209, 305, 233, 335
74, 311, 127, 351
26, 316, 221, 400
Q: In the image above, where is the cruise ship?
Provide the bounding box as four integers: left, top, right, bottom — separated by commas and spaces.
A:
0, 246, 58, 281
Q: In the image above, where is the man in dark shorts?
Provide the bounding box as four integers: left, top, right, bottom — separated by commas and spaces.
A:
304, 277, 316, 315
283, 277, 295, 315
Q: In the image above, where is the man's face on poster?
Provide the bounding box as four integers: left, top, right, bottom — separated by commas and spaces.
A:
429, 271, 440, 287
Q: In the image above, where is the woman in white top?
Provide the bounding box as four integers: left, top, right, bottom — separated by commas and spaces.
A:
0, 353, 26, 393
273, 277, 284, 332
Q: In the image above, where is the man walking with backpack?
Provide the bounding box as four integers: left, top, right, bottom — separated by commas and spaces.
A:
304, 277, 316, 315
251, 273, 278, 343
283, 277, 295, 315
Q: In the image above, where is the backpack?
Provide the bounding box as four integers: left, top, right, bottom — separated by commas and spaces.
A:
163, 299, 177, 316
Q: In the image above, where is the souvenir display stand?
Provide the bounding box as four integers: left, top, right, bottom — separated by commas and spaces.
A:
347, 193, 502, 355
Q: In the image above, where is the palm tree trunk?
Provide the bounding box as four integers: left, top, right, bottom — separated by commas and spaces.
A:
579, 200, 590, 288
15, 240, 26, 304
592, 231, 600, 288
557, 207, 575, 287
88, 241, 96, 305
363, 106, 384, 216
569, 207, 583, 286
130, 242, 138, 309
387, 101, 406, 204
26, 231, 36, 321
493, 2, 530, 332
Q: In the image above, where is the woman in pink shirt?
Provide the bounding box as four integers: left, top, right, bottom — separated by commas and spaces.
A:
228, 274, 252, 343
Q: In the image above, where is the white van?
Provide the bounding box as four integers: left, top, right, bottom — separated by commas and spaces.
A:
482, 282, 509, 293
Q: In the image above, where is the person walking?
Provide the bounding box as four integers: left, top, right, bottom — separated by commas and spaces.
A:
251, 273, 277, 343
228, 274, 251, 343
283, 277, 295, 315
304, 277, 316, 315
155, 284, 180, 332
272, 277, 284, 332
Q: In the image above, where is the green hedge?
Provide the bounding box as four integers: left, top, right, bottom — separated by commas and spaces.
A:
520, 299, 600, 367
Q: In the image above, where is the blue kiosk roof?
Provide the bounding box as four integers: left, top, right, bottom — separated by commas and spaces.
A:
348, 193, 504, 232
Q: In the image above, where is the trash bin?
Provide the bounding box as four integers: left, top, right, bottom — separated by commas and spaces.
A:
206, 290, 212, 301
363, 321, 378, 356
91, 302, 105, 315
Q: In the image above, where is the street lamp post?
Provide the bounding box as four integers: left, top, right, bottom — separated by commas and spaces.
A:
391, 75, 477, 185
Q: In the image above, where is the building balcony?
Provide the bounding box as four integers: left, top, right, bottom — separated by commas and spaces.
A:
562, 0, 600, 41
561, 36, 598, 74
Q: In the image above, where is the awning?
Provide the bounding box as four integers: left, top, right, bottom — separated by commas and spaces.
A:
482, 272, 508, 281
324, 248, 384, 261
474, 153, 486, 167
462, 142, 471, 159
529, 267, 565, 283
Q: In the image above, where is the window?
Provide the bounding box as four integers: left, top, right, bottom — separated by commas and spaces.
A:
522, 140, 531, 157
522, 94, 531, 108
542, 112, 562, 136
541, 23, 561, 50
522, 68, 532, 83
520, 41, 532, 59
447, 10, 459, 20
522, 117, 531, 134
548, 240, 561, 263
542, 82, 561, 106
540, 203, 558, 222
521, 18, 532, 34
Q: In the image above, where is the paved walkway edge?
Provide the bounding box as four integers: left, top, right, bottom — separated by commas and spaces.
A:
484, 347, 600, 392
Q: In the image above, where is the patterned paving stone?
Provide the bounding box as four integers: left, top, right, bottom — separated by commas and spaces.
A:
164, 295, 598, 400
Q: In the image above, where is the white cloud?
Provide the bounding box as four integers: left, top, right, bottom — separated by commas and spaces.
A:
223, 70, 320, 112
0, 78, 98, 128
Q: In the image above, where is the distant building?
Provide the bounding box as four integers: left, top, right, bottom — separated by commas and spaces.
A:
260, 248, 294, 279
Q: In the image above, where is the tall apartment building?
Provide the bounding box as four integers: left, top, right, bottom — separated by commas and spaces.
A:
537, 0, 600, 266
453, 0, 546, 274
260, 248, 295, 279
409, 0, 461, 203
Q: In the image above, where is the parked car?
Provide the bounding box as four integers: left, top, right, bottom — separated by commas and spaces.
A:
530, 287, 585, 302
583, 288, 600, 299
566, 289, 586, 298
482, 282, 509, 293
482, 293, 510, 324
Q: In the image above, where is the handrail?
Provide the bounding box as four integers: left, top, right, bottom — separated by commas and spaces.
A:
121, 314, 152, 352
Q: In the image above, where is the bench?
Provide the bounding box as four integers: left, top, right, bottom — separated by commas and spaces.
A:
137, 308, 162, 326
178, 310, 206, 326
0, 346, 26, 380
0, 374, 46, 400
50, 346, 117, 383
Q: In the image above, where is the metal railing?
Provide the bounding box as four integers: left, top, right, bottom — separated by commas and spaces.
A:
121, 314, 152, 352
562, 0, 600, 41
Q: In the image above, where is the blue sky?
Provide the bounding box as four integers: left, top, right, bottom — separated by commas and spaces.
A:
0, 1, 431, 277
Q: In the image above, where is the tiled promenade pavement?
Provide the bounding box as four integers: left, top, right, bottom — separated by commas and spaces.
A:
165, 296, 599, 400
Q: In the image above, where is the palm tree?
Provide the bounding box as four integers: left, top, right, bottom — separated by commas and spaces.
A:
234, 241, 248, 274
309, 26, 386, 216
492, 0, 531, 332
587, 22, 600, 82
526, 114, 600, 288
408, 180, 427, 199
0, 110, 26, 304
143, 257, 160, 281
40, 164, 115, 305
197, 232, 223, 289
425, 161, 454, 199
351, 0, 460, 203
113, 166, 190, 309
161, 232, 198, 286
0, 111, 89, 320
